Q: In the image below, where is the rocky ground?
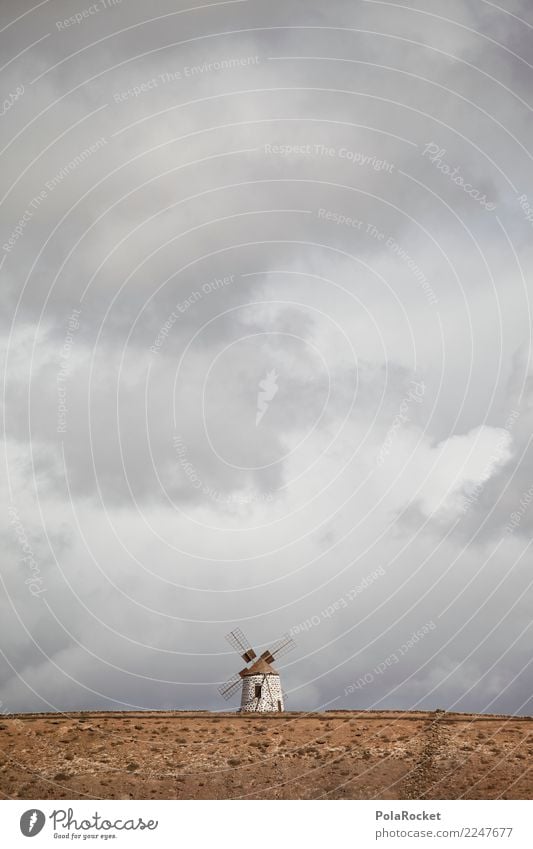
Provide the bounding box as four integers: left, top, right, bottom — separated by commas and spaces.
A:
0, 710, 531, 799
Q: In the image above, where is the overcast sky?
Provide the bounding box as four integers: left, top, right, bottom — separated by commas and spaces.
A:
1, 0, 532, 715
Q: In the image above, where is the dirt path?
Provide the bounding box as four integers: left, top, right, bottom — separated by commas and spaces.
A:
403, 711, 448, 799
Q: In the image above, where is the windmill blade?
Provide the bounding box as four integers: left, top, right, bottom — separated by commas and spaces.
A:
265, 633, 296, 661
218, 673, 242, 701
225, 627, 257, 663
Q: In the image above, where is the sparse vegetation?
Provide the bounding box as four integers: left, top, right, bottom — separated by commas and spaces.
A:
0, 711, 531, 800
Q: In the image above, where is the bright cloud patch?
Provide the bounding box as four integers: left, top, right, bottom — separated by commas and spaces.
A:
415, 425, 513, 517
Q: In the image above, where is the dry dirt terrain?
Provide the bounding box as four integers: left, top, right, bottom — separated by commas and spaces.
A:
0, 710, 531, 800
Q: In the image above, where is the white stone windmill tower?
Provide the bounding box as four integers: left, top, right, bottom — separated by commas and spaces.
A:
218, 628, 296, 712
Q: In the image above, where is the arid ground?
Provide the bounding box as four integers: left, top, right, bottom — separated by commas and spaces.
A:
0, 710, 531, 800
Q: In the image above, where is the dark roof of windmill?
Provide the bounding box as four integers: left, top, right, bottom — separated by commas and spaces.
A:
242, 657, 279, 677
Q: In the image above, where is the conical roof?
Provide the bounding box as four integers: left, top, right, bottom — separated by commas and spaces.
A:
242, 657, 279, 677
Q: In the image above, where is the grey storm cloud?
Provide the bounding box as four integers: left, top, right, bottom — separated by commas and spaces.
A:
1, 0, 533, 717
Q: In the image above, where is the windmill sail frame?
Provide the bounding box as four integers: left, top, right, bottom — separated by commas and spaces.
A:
219, 629, 296, 711
225, 627, 257, 663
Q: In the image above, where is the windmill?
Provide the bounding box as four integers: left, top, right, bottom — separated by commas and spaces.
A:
218, 628, 296, 712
